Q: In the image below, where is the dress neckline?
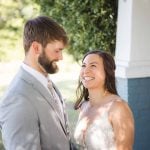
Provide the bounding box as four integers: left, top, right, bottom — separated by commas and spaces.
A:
88, 94, 118, 108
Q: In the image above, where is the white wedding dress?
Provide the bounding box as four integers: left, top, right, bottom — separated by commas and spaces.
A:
74, 96, 118, 150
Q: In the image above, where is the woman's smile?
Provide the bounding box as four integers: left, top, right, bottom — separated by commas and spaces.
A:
82, 76, 95, 81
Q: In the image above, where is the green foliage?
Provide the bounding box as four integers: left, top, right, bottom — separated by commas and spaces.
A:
34, 0, 118, 61
0, 0, 118, 61
0, 0, 40, 61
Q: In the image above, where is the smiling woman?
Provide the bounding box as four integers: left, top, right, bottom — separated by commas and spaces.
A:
74, 50, 134, 150
80, 54, 106, 91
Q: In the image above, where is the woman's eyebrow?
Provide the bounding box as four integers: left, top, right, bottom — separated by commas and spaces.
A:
82, 61, 98, 65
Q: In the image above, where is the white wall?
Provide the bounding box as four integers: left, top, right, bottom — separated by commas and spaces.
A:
115, 0, 150, 78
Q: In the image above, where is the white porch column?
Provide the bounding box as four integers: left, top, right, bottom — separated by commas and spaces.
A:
115, 0, 150, 149
115, 0, 150, 78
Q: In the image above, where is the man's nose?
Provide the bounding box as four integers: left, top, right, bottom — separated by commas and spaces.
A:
58, 52, 63, 60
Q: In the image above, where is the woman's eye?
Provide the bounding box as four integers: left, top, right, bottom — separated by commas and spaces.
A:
91, 65, 96, 67
81, 64, 86, 67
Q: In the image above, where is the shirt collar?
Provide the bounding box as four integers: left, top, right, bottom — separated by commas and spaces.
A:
21, 62, 49, 89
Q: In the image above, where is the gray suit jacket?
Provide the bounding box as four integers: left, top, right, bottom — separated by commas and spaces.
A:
0, 67, 70, 150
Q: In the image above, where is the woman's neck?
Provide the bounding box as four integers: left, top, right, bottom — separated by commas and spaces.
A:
88, 89, 110, 107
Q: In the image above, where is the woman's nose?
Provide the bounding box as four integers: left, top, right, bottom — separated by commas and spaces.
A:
83, 66, 90, 73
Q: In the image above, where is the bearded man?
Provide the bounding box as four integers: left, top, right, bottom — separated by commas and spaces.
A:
0, 16, 71, 150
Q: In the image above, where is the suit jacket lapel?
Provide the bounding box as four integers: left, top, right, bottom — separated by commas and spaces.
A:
19, 68, 67, 135
32, 82, 67, 130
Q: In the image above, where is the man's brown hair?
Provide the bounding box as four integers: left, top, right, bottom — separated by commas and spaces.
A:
23, 16, 68, 54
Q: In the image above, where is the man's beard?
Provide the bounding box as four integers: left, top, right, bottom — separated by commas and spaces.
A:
38, 50, 59, 74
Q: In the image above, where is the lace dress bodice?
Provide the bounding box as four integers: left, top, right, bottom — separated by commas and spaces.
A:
74, 96, 118, 150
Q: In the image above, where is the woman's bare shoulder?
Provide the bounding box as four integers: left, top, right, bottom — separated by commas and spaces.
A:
109, 96, 134, 122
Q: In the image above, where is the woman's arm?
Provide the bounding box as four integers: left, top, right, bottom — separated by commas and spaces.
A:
109, 100, 134, 150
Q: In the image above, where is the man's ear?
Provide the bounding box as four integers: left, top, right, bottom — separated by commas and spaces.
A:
31, 41, 42, 54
